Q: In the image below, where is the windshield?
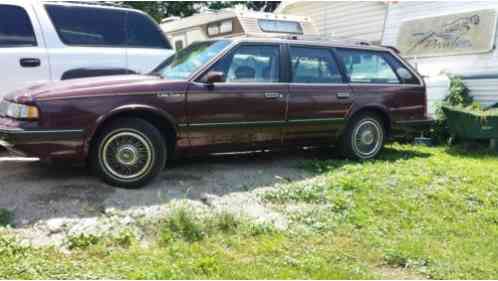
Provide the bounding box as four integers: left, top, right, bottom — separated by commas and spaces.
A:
153, 40, 231, 80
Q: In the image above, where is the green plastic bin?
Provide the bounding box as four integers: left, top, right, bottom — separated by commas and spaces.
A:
442, 105, 498, 140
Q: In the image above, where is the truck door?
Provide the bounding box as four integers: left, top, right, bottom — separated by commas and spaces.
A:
0, 3, 50, 97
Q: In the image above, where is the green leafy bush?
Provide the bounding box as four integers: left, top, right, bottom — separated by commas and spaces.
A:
432, 76, 476, 143
0, 209, 13, 227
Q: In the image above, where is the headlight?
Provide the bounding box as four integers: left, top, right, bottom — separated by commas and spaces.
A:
0, 100, 39, 120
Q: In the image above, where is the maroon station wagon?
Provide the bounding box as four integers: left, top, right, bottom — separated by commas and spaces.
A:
0, 37, 432, 188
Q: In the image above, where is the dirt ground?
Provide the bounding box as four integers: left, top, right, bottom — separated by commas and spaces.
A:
0, 148, 331, 246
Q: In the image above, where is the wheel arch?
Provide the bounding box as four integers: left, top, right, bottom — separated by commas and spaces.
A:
346, 105, 392, 137
85, 104, 178, 157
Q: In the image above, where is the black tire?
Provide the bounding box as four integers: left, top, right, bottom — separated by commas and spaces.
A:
340, 113, 386, 160
90, 118, 166, 188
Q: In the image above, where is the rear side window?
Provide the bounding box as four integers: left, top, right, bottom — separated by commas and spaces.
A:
336, 49, 400, 84
46, 4, 126, 46
0, 5, 36, 47
289, 47, 343, 84
126, 11, 171, 49
382, 54, 421, 84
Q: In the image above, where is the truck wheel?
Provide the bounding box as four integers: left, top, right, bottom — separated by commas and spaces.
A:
340, 113, 385, 160
91, 118, 166, 188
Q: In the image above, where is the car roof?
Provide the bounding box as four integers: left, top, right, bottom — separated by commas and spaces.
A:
225, 36, 391, 52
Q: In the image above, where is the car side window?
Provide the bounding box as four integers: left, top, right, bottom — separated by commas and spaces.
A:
45, 4, 126, 46
382, 53, 421, 84
209, 45, 280, 83
336, 49, 400, 84
289, 46, 343, 83
126, 11, 171, 49
0, 4, 37, 47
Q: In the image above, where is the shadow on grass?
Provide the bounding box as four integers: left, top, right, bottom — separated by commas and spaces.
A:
444, 141, 497, 159
299, 144, 433, 174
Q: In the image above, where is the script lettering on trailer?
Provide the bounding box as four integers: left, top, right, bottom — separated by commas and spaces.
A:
397, 9, 497, 57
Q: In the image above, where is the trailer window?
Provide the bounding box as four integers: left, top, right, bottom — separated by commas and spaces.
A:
175, 40, 184, 50
258, 19, 303, 34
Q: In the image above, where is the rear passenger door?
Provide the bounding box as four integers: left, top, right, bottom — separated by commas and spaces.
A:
286, 45, 352, 145
0, 3, 50, 97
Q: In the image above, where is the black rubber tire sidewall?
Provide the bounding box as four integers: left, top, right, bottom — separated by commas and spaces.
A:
90, 118, 166, 188
340, 113, 385, 160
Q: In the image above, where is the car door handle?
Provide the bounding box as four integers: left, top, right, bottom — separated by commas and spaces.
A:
20, 58, 41, 68
336, 92, 351, 99
264, 92, 283, 99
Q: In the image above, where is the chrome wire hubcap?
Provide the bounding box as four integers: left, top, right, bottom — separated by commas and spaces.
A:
116, 145, 139, 166
352, 119, 382, 158
101, 131, 153, 180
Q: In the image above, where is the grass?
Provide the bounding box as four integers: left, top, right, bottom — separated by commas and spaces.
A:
1, 143, 498, 279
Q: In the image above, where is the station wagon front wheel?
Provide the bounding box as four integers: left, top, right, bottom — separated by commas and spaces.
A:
341, 113, 385, 160
91, 118, 166, 188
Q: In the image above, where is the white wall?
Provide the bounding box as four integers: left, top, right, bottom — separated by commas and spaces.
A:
277, 1, 387, 43
383, 1, 498, 109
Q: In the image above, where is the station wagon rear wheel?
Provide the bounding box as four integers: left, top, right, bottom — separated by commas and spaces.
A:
91, 118, 166, 188
341, 113, 385, 160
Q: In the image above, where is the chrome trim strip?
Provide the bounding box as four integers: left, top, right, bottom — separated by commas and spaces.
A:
38, 90, 190, 101
179, 117, 345, 128
288, 117, 345, 124
0, 128, 84, 134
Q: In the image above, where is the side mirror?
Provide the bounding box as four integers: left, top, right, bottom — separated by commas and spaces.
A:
205, 71, 224, 84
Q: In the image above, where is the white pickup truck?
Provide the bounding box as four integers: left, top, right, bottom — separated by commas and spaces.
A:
0, 1, 174, 97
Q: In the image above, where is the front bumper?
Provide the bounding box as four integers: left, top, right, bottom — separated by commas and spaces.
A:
0, 120, 85, 160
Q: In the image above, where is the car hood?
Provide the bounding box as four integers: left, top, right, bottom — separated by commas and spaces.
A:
5, 74, 169, 103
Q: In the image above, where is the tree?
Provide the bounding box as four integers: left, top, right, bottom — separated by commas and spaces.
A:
246, 1, 281, 12
123, 1, 281, 22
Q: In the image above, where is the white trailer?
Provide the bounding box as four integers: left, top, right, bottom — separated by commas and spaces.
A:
160, 9, 318, 51
382, 1, 498, 114
275, 1, 388, 44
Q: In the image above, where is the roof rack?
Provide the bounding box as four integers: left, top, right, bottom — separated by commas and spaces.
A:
45, 1, 131, 9
277, 34, 370, 46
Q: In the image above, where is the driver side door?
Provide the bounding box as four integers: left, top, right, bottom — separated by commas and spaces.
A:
185, 43, 287, 153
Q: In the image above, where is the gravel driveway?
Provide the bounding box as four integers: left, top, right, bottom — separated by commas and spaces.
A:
0, 148, 328, 246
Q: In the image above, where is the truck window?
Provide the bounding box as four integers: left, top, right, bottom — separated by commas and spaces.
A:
336, 49, 400, 84
45, 4, 126, 46
0, 4, 37, 47
126, 11, 171, 49
289, 47, 343, 84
